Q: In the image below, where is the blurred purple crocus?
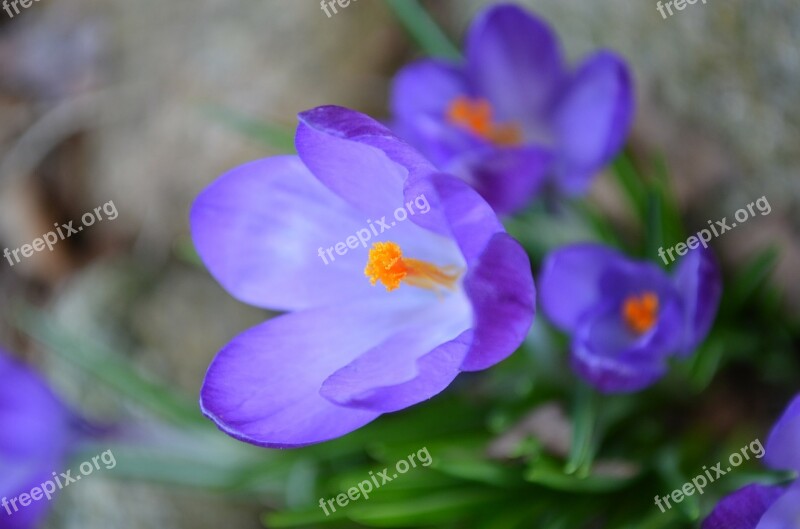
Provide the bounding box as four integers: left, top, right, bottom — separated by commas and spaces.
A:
703, 394, 800, 529
390, 3, 634, 214
539, 243, 721, 393
1, 349, 76, 529
190, 105, 536, 448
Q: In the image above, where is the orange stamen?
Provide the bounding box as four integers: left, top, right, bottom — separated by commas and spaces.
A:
364, 241, 461, 292
622, 292, 659, 334
445, 95, 523, 147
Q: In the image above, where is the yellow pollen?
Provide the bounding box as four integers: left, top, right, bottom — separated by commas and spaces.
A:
364, 241, 461, 293
445, 95, 523, 147
622, 292, 659, 335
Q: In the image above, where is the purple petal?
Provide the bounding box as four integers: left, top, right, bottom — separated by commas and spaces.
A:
552, 51, 634, 194
570, 300, 679, 393
467, 146, 554, 215
408, 176, 535, 371
319, 238, 536, 409
672, 247, 722, 355
199, 298, 445, 448
539, 243, 626, 332
756, 481, 800, 529
391, 58, 469, 123
702, 484, 786, 529
404, 173, 503, 264
765, 394, 800, 472
0, 351, 72, 528
466, 4, 563, 122
461, 232, 536, 371
296, 106, 436, 220
190, 155, 385, 311
319, 294, 472, 413
390, 60, 485, 169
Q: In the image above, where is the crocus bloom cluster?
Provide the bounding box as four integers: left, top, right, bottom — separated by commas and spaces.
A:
191, 105, 536, 448
703, 394, 800, 529
1, 349, 75, 529
391, 3, 634, 214
539, 243, 721, 393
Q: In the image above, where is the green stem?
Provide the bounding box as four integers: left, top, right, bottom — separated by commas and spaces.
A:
385, 0, 461, 59
565, 383, 597, 476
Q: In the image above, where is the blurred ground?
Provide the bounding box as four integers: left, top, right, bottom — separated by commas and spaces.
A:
0, 1, 797, 528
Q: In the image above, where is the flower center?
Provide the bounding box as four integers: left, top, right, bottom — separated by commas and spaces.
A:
445, 95, 523, 147
364, 241, 461, 292
622, 292, 659, 334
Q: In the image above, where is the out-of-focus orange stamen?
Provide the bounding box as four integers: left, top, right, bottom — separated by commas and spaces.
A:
445, 95, 523, 147
622, 292, 659, 334
364, 241, 461, 292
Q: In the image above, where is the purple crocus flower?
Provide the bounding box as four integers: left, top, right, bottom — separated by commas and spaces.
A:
539, 243, 721, 393
703, 394, 800, 529
1, 349, 75, 529
190, 105, 536, 448
390, 3, 634, 214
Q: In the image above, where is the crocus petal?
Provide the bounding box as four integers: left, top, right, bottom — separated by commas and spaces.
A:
319, 293, 473, 413
200, 292, 472, 448
296, 105, 436, 220
756, 481, 800, 529
466, 4, 563, 122
765, 394, 800, 472
672, 247, 722, 355
321, 188, 535, 407
570, 301, 674, 393
0, 351, 73, 529
199, 298, 448, 448
405, 173, 503, 265
539, 243, 627, 332
190, 155, 385, 311
467, 146, 553, 215
408, 176, 534, 370
0, 353, 72, 457
461, 232, 536, 371
702, 484, 787, 529
552, 51, 634, 194
391, 59, 470, 123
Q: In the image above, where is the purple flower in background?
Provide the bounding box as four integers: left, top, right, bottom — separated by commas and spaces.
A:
539, 243, 721, 393
390, 3, 634, 214
0, 349, 76, 529
190, 105, 535, 448
703, 394, 800, 529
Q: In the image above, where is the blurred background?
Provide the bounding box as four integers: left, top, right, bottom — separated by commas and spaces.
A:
0, 1, 798, 528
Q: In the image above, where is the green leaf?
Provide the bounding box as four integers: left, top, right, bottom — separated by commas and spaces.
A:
265, 489, 501, 528
385, 0, 461, 60
71, 440, 291, 494
526, 457, 636, 493
654, 449, 700, 522
174, 235, 203, 267
723, 245, 780, 315
612, 154, 648, 224
565, 383, 598, 476
645, 190, 665, 261
652, 156, 686, 251
201, 104, 296, 152
14, 305, 206, 428
346, 489, 503, 527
